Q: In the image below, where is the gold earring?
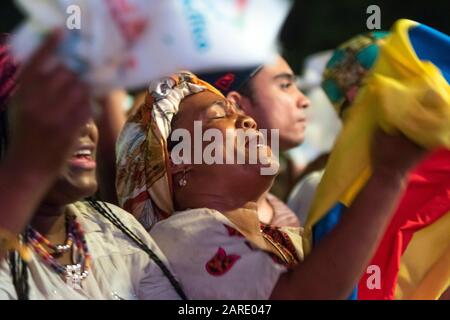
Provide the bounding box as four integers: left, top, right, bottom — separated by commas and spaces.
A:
178, 169, 187, 187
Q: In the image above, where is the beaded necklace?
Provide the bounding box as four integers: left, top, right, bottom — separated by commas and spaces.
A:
26, 214, 91, 289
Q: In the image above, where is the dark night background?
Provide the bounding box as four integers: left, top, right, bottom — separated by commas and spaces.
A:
1, 0, 449, 73
280, 0, 449, 71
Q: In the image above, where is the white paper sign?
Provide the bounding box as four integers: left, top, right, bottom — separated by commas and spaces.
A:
11, 0, 291, 93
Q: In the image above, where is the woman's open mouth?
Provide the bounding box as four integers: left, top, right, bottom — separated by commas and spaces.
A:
68, 146, 96, 170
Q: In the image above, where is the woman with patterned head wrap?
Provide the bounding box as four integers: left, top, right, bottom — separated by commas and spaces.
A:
116, 70, 426, 299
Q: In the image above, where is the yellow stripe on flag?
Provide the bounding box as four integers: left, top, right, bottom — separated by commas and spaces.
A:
395, 212, 450, 300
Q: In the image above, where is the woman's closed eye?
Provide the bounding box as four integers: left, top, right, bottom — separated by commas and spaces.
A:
207, 111, 227, 120
212, 113, 226, 119
205, 103, 228, 120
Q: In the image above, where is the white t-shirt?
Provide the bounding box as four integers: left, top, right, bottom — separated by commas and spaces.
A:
287, 170, 324, 225
0, 202, 181, 300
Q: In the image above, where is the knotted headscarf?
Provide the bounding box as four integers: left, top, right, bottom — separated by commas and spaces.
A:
116, 71, 223, 230
117, 71, 304, 265
321, 31, 389, 118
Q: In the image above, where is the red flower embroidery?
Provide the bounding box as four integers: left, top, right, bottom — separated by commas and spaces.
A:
205, 247, 241, 276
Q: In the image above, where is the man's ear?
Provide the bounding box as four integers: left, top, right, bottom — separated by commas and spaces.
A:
227, 91, 252, 114
227, 91, 242, 105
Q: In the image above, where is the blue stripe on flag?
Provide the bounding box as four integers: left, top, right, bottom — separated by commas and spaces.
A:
408, 24, 450, 83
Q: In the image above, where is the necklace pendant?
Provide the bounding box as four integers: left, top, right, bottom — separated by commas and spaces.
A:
65, 264, 82, 290
56, 244, 70, 253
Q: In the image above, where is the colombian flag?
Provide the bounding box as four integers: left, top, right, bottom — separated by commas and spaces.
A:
304, 19, 450, 299
358, 149, 450, 299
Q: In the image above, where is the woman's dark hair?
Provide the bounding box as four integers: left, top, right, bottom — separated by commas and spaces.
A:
2, 108, 31, 300
0, 33, 18, 158
9, 245, 29, 300
236, 79, 255, 101
0, 109, 8, 159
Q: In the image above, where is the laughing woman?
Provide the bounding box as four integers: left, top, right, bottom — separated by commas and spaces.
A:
0, 35, 184, 300
117, 71, 426, 299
